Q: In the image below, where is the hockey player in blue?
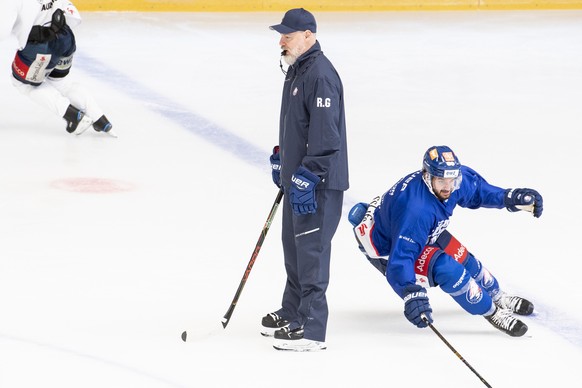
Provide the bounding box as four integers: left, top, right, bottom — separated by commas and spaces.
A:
348, 145, 542, 337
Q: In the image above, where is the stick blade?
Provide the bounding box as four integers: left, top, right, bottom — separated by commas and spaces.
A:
181, 321, 224, 343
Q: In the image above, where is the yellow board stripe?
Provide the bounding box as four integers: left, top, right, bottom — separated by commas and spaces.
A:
74, 0, 582, 12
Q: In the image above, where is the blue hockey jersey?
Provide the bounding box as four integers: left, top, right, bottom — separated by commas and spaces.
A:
372, 166, 507, 298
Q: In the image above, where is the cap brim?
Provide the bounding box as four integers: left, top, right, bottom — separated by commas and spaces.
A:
269, 24, 296, 34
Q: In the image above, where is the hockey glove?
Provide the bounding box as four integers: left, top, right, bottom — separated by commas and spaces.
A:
504, 188, 543, 218
289, 166, 320, 215
348, 202, 368, 227
270, 146, 281, 188
403, 284, 433, 328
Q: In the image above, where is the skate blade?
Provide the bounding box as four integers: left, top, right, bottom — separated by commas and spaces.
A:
104, 129, 118, 138
73, 117, 94, 136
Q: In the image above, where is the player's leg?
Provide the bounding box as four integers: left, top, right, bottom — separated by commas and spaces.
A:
10, 39, 91, 133
425, 249, 528, 337
47, 27, 114, 135
435, 230, 533, 315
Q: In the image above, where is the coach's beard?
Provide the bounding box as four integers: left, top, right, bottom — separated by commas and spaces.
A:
281, 45, 304, 66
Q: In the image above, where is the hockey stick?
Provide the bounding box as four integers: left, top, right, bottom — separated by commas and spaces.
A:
421, 314, 492, 388
221, 188, 284, 329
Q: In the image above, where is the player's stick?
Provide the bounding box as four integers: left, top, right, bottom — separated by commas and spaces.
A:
221, 188, 284, 329
421, 314, 492, 388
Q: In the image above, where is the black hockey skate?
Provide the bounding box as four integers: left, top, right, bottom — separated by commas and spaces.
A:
92, 115, 112, 133
485, 307, 528, 337
89, 115, 117, 137
260, 312, 289, 337
63, 104, 92, 134
494, 292, 534, 316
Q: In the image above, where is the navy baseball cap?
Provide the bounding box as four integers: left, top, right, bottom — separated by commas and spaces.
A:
270, 8, 317, 34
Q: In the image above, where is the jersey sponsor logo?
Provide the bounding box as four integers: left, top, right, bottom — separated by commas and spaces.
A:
453, 244, 467, 263
12, 55, 28, 78
415, 246, 436, 276
27, 54, 51, 83
41, 0, 57, 11
453, 269, 467, 289
399, 235, 415, 244
316, 97, 331, 108
56, 55, 73, 70
442, 233, 468, 263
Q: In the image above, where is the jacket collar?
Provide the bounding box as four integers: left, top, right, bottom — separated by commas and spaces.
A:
291, 41, 322, 75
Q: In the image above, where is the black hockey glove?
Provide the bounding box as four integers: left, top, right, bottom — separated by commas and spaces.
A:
504, 188, 543, 218
403, 284, 433, 328
27, 9, 67, 44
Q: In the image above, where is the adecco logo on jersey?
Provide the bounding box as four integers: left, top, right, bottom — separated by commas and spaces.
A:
12, 55, 28, 78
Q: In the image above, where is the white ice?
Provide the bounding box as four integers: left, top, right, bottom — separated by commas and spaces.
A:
0, 10, 581, 388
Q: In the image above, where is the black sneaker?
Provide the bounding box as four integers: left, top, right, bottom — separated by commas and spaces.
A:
494, 292, 534, 316
260, 312, 289, 337
273, 327, 326, 352
63, 104, 92, 134
485, 307, 528, 337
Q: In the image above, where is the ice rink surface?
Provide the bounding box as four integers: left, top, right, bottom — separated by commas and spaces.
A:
1, 10, 582, 387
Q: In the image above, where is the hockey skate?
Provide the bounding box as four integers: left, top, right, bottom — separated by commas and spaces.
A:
485, 307, 528, 337
260, 312, 289, 337
90, 115, 117, 138
64, 104, 92, 134
272, 327, 326, 352
494, 292, 534, 316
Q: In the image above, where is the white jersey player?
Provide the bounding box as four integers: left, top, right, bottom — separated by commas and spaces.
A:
1, 0, 115, 136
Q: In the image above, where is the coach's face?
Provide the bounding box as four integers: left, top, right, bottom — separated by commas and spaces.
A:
279, 30, 315, 66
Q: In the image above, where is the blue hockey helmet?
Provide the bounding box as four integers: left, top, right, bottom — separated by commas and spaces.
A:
422, 146, 462, 196
422, 145, 461, 178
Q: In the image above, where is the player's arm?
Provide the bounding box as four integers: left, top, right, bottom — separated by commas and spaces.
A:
459, 166, 543, 218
